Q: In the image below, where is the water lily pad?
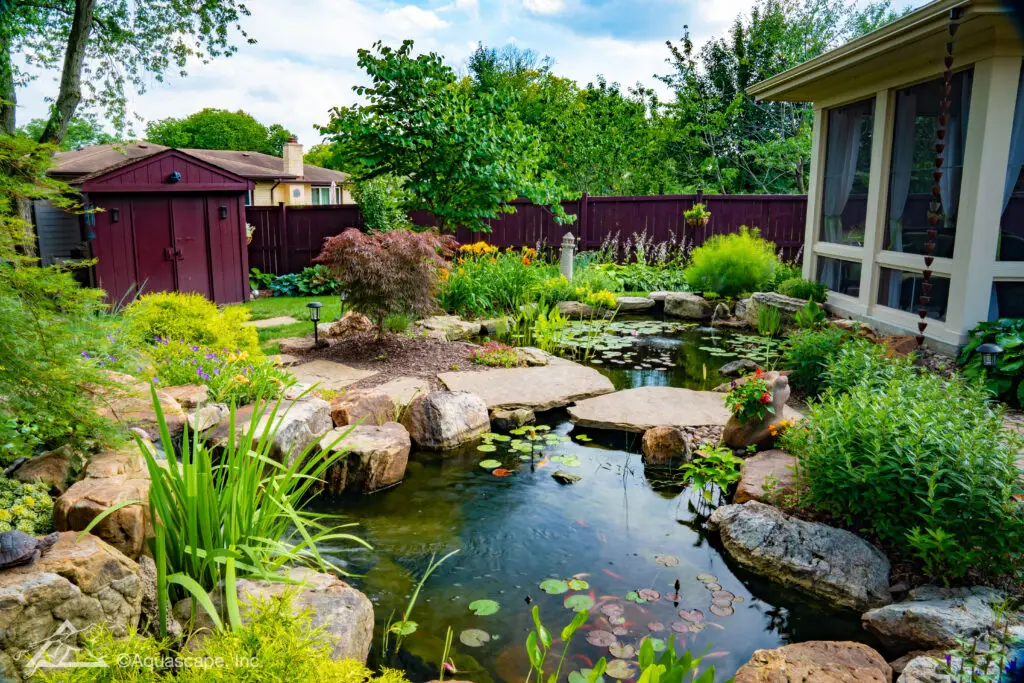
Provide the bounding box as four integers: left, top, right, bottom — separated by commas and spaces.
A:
647, 622, 665, 632
492, 468, 514, 477
611, 626, 628, 636
688, 622, 707, 633
696, 573, 717, 583
575, 434, 592, 442
477, 444, 498, 452
608, 616, 626, 625
585, 630, 617, 647
599, 603, 624, 618
390, 620, 417, 636
569, 670, 605, 683
625, 591, 646, 604
670, 621, 689, 634
468, 599, 500, 616
678, 609, 704, 622
609, 642, 636, 659
540, 579, 570, 595
664, 593, 681, 603
491, 434, 511, 441
704, 583, 722, 592
644, 637, 667, 652
478, 459, 502, 469
711, 598, 733, 609
637, 589, 660, 601
709, 604, 734, 617
564, 594, 594, 612
459, 629, 491, 647
654, 555, 679, 567
733, 596, 745, 603
567, 578, 589, 591
605, 660, 635, 680
711, 590, 734, 601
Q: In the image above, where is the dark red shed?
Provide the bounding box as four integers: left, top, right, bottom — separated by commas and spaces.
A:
76, 149, 252, 304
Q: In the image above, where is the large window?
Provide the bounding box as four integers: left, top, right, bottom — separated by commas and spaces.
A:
311, 187, 333, 205
991, 282, 1024, 319
816, 257, 861, 296
877, 268, 950, 321
820, 98, 874, 246
999, 64, 1024, 262
884, 70, 973, 258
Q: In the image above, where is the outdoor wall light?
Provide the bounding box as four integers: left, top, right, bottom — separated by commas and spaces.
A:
168, 171, 182, 184
219, 205, 228, 220
307, 302, 323, 345
978, 342, 1004, 369
110, 207, 120, 223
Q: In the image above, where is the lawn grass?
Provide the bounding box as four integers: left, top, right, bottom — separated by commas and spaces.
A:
231, 295, 348, 352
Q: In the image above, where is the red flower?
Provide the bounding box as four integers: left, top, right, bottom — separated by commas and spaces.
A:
754, 368, 765, 378
760, 392, 772, 404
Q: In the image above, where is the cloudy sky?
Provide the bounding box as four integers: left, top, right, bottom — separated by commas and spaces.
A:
15, 0, 915, 146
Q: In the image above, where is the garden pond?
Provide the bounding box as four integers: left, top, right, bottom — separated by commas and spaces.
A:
314, 317, 877, 681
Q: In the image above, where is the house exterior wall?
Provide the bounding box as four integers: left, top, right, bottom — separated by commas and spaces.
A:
801, 20, 1024, 352
252, 181, 352, 207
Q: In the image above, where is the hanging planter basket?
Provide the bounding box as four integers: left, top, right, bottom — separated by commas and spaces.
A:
687, 217, 710, 228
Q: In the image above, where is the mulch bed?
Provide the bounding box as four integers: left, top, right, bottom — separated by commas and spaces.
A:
305, 331, 488, 393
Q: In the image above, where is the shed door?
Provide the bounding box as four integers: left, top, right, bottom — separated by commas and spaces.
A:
170, 196, 212, 297
131, 196, 177, 297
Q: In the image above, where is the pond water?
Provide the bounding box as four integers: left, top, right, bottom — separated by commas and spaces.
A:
314, 317, 875, 682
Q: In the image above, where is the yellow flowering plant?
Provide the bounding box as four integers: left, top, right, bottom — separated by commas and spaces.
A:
0, 478, 53, 534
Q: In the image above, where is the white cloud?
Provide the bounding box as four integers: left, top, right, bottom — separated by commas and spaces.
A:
383, 6, 449, 32
522, 0, 566, 16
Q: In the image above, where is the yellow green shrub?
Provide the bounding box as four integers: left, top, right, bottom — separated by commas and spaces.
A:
122, 293, 259, 355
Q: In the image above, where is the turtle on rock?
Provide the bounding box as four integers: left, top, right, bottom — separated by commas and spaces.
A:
0, 530, 60, 569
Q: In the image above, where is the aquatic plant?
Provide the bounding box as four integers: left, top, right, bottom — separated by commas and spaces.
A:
525, 606, 589, 683
677, 444, 744, 505
793, 298, 826, 329
383, 549, 460, 658
756, 304, 782, 337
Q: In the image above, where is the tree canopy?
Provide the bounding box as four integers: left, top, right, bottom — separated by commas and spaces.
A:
18, 114, 117, 150
145, 109, 296, 156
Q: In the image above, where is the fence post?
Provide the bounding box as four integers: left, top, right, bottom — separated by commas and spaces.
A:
578, 192, 589, 248
278, 202, 288, 275
560, 232, 576, 282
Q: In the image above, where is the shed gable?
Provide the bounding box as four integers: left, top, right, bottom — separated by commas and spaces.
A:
78, 149, 253, 193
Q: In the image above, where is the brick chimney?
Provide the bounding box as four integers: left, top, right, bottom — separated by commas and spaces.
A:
282, 136, 303, 177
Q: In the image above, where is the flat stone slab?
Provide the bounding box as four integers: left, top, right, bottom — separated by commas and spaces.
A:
567, 386, 731, 432
616, 296, 655, 312
244, 315, 299, 328
371, 377, 431, 406
288, 360, 377, 391
438, 363, 614, 412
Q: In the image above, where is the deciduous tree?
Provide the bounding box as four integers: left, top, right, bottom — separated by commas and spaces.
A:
145, 109, 295, 156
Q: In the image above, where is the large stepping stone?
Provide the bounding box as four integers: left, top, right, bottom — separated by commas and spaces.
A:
616, 296, 655, 312
709, 501, 891, 612
735, 641, 891, 682
288, 360, 377, 391
244, 315, 298, 328
567, 386, 731, 433
439, 363, 614, 412
373, 377, 430, 406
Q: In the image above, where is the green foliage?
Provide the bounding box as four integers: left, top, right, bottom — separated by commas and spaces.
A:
781, 327, 863, 395
0, 477, 53, 533
318, 40, 571, 232
636, 636, 725, 683
295, 266, 343, 296
383, 312, 412, 334
249, 268, 275, 290
683, 203, 711, 223
756, 304, 782, 337
782, 353, 1024, 581
771, 261, 803, 289
583, 289, 619, 310
471, 341, 520, 368
122, 292, 260, 355
959, 318, 1024, 406
684, 227, 777, 297
145, 109, 295, 156
506, 303, 568, 354
824, 341, 911, 396
724, 373, 775, 424
593, 262, 687, 292
525, 606, 589, 683
41, 596, 410, 683
439, 248, 544, 318
316, 228, 455, 335
777, 277, 827, 303
146, 341, 294, 405
353, 174, 412, 233
793, 299, 827, 329
18, 114, 117, 150
678, 444, 743, 504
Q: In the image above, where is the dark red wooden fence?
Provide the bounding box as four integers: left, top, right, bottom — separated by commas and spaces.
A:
247, 194, 807, 275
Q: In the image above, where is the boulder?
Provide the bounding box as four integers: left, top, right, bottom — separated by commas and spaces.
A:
743, 292, 817, 327
722, 374, 792, 451
708, 501, 891, 611
641, 426, 690, 467
734, 641, 891, 683
664, 292, 712, 320
862, 586, 1008, 651
186, 402, 229, 433
647, 291, 672, 302
515, 347, 552, 367
889, 651, 943, 678
491, 408, 536, 431
162, 383, 208, 410
556, 301, 593, 318
174, 568, 373, 663
0, 532, 142, 681
373, 377, 431, 406
885, 335, 919, 357
324, 311, 374, 339
718, 359, 762, 377
80, 441, 152, 480
734, 450, 797, 505
138, 555, 181, 638
54, 477, 151, 559
93, 372, 187, 441
616, 296, 655, 312
735, 298, 750, 319
330, 389, 396, 427
552, 470, 582, 485
249, 398, 333, 464
478, 318, 508, 336
277, 336, 319, 356
319, 422, 410, 493
896, 653, 1000, 682
440, 364, 614, 413
11, 446, 76, 495
415, 315, 480, 341
401, 391, 490, 450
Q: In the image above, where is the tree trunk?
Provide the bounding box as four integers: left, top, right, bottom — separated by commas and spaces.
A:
0, 31, 15, 134
37, 0, 97, 145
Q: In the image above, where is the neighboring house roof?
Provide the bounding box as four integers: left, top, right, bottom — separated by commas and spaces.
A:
748, 0, 1010, 102
51, 143, 349, 184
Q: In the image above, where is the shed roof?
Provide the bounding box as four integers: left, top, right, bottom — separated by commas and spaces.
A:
52, 143, 349, 184
748, 0, 1014, 103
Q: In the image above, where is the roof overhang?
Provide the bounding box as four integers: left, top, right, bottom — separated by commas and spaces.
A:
748, 0, 1014, 103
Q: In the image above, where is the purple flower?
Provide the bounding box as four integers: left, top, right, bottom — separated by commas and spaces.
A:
136, 365, 144, 373
946, 655, 952, 666
151, 377, 161, 385
106, 334, 114, 343
189, 345, 199, 352
213, 367, 221, 376
108, 355, 116, 362
81, 350, 91, 359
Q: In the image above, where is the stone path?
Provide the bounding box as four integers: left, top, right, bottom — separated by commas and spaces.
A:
567, 386, 732, 432
438, 362, 614, 412
244, 315, 299, 328
288, 360, 377, 391
373, 377, 431, 406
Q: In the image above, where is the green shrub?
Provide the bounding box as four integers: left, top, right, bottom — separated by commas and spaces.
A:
533, 275, 578, 305
123, 293, 259, 355
777, 277, 827, 303
146, 341, 294, 405
592, 262, 686, 292
354, 173, 412, 233
383, 312, 412, 334
41, 595, 410, 683
793, 299, 827, 329
583, 288, 619, 310
438, 248, 544, 317
782, 359, 1024, 581
0, 478, 53, 533
824, 341, 915, 395
771, 261, 802, 289
781, 327, 871, 396
684, 227, 777, 297
959, 318, 1024, 406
